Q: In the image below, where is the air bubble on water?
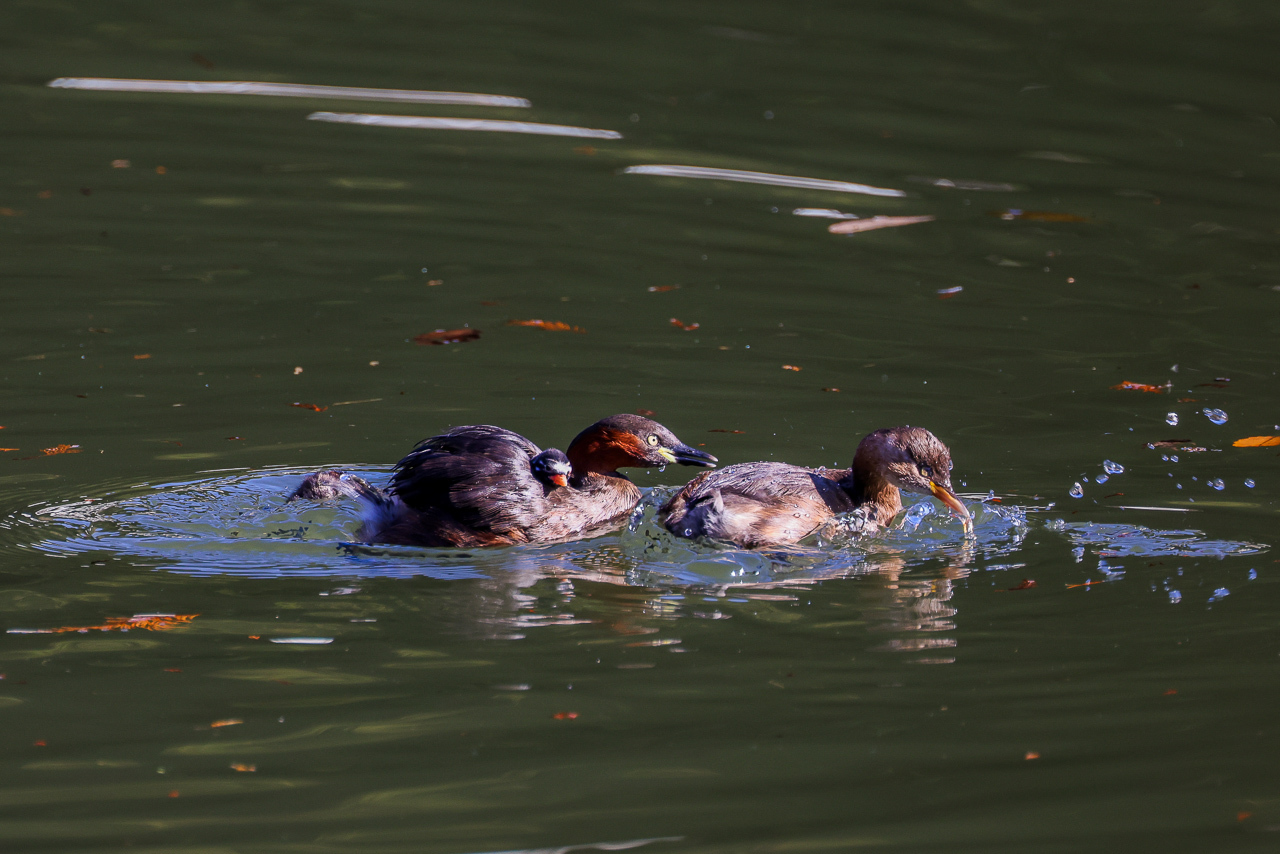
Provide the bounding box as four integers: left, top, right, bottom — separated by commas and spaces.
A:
1168, 590, 1182, 603
1248, 569, 1258, 580
1095, 474, 1108, 484
1069, 482, 1084, 498
1166, 412, 1178, 426
1072, 546, 1085, 563
1202, 408, 1228, 425
1244, 479, 1255, 488
1103, 460, 1124, 475
1208, 587, 1230, 603
1208, 478, 1225, 491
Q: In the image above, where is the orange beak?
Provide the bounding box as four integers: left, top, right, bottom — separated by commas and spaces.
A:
549, 473, 569, 488
929, 481, 974, 536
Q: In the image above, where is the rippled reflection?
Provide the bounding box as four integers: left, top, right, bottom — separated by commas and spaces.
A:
48, 77, 531, 107
309, 112, 623, 139
622, 165, 904, 197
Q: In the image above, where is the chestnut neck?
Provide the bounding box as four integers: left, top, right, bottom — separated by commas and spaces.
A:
567, 428, 642, 478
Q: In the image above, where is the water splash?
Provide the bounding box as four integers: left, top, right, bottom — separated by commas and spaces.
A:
1208, 587, 1230, 603
1169, 589, 1182, 603
1103, 460, 1124, 475
1069, 482, 1084, 498
1208, 478, 1225, 491
1202, 408, 1228, 425
1166, 412, 1179, 426
1245, 479, 1256, 488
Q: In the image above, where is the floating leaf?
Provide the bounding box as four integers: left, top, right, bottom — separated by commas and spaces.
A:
506, 320, 584, 333
1006, 580, 1037, 591
669, 318, 700, 331
230, 763, 257, 772
648, 285, 680, 292
1024, 751, 1041, 760
290, 402, 328, 412
210, 719, 243, 728
415, 328, 481, 345
828, 215, 935, 234
1233, 436, 1280, 447
635, 408, 656, 417
40, 444, 80, 456
133, 354, 151, 360
425, 279, 444, 286
6, 614, 197, 635
552, 712, 579, 720
1112, 380, 1167, 393
822, 387, 840, 392
781, 365, 802, 371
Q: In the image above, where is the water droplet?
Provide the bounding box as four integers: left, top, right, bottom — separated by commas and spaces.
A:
1170, 455, 1179, 463
1161, 454, 1169, 461
1245, 478, 1256, 488
1175, 483, 1183, 489
658, 464, 667, 473
1103, 460, 1124, 475
1166, 412, 1179, 426
1095, 474, 1108, 484
1069, 482, 1084, 498
1202, 408, 1228, 425
1208, 478, 1225, 491
1248, 569, 1258, 580
1208, 587, 1230, 603
1168, 589, 1182, 603
1072, 547, 1085, 563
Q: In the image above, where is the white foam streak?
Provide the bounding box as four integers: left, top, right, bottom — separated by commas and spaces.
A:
48, 78, 531, 108
625, 165, 905, 197
308, 111, 622, 139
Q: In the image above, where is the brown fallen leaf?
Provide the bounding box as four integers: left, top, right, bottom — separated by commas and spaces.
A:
0, 448, 18, 452
210, 719, 243, 728
552, 712, 579, 720
40, 444, 81, 456
8, 614, 197, 634
1024, 751, 1041, 760
669, 318, 700, 331
1007, 580, 1037, 591
414, 328, 481, 345
111, 159, 131, 169
781, 365, 801, 371
648, 285, 680, 292
1234, 436, 1280, 447
133, 354, 151, 360
1112, 380, 1167, 393
635, 408, 656, 417
426, 279, 444, 286
1103, 492, 1125, 499
506, 320, 584, 333
156, 166, 167, 175
1176, 397, 1199, 403
290, 402, 328, 412
230, 763, 256, 772
828, 215, 935, 234
822, 387, 840, 392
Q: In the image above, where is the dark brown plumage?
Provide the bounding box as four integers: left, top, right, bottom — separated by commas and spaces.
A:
290, 414, 716, 548
660, 426, 972, 548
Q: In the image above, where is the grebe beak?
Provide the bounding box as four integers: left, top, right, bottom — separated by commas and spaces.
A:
660, 444, 718, 467
549, 473, 569, 488
929, 481, 974, 536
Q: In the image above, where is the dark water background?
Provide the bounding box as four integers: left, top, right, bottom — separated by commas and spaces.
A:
2, 2, 1278, 851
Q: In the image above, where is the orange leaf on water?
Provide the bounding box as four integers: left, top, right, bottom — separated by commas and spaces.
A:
134, 354, 151, 360
0, 448, 18, 452
1066, 580, 1107, 589
648, 285, 680, 292
414, 328, 481, 345
669, 318, 700, 331
782, 365, 802, 371
1024, 751, 1041, 760
552, 712, 579, 720
230, 763, 257, 772
210, 719, 243, 728
1163, 689, 1178, 695
506, 319, 585, 333
1111, 380, 1166, 393
290, 402, 328, 412
1007, 580, 1037, 591
822, 387, 840, 392
33, 740, 47, 747
7, 614, 198, 635
1237, 812, 1252, 822
1233, 436, 1280, 447
40, 444, 80, 456
828, 215, 936, 234
167, 790, 180, 798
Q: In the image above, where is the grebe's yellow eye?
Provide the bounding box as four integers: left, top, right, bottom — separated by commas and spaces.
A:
919, 464, 933, 479
647, 434, 660, 446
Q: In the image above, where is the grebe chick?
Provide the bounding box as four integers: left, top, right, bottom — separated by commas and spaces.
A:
291, 414, 716, 548
660, 426, 972, 548
529, 448, 572, 491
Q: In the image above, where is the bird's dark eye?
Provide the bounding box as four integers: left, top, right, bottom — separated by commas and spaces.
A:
919, 464, 933, 479
647, 434, 659, 446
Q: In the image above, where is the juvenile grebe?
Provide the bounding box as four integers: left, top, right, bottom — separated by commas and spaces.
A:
660, 426, 972, 547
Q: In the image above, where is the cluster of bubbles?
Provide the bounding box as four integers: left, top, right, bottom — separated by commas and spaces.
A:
1071, 460, 1124, 497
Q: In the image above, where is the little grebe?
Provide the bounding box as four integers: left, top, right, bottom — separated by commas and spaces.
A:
291, 414, 716, 547
660, 426, 972, 547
